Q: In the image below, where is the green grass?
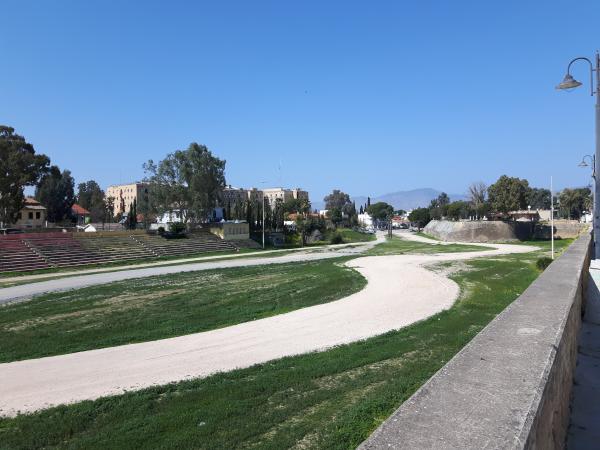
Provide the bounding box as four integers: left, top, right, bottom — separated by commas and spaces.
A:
365, 235, 486, 256
415, 231, 439, 240
0, 240, 573, 449
0, 258, 366, 363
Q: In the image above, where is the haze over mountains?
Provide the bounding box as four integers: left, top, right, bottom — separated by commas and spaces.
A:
312, 188, 467, 211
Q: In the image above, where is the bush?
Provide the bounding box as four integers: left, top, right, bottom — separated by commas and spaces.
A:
536, 257, 553, 271
169, 222, 186, 235
157, 226, 165, 235
330, 233, 344, 244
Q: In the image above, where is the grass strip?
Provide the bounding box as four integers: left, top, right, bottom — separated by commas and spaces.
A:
365, 235, 486, 256
0, 258, 365, 363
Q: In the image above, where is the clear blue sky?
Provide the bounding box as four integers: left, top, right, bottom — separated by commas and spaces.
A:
1, 0, 599, 202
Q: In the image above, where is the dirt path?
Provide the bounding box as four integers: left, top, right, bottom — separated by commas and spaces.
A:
0, 236, 535, 417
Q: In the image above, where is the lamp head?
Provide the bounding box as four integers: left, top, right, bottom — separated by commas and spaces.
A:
556, 73, 582, 90
579, 159, 589, 168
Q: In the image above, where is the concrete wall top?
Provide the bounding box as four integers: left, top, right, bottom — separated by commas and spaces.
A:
360, 233, 591, 449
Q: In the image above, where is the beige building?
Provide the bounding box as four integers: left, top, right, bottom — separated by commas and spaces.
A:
106, 182, 149, 216
13, 197, 46, 229
221, 186, 309, 210
262, 187, 309, 208
209, 222, 250, 240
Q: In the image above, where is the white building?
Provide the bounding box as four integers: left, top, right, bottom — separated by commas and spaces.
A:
358, 213, 373, 228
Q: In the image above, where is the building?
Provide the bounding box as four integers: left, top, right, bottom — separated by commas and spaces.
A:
106, 182, 149, 216
13, 197, 46, 229
222, 186, 248, 207
358, 213, 374, 228
71, 204, 91, 225
221, 186, 309, 211
209, 221, 250, 241
262, 187, 309, 208
246, 188, 263, 204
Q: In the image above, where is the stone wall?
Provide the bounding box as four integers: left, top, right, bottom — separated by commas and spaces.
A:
534, 220, 590, 240
359, 233, 591, 450
423, 220, 532, 242
424, 219, 589, 243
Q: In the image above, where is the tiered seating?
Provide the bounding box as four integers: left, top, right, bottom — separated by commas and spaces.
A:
24, 235, 110, 268
0, 238, 51, 272
78, 236, 156, 261
133, 232, 237, 257
1, 230, 242, 274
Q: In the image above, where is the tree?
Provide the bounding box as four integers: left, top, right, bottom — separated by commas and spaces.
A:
143, 143, 226, 224
126, 199, 138, 230
487, 175, 530, 215
446, 201, 471, 221
0, 126, 50, 226
558, 188, 591, 219
77, 180, 106, 222
367, 202, 394, 221
527, 188, 551, 210
468, 182, 487, 217
437, 192, 450, 208
324, 190, 351, 211
408, 207, 431, 227
329, 208, 343, 228
35, 166, 75, 223
105, 196, 115, 223
429, 192, 450, 220
282, 198, 307, 214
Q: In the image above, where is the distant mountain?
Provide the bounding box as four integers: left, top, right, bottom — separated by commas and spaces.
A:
351, 188, 467, 211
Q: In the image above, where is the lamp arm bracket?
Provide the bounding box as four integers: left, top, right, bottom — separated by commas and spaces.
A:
567, 57, 594, 96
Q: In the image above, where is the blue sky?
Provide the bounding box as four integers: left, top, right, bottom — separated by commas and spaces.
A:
1, 1, 599, 202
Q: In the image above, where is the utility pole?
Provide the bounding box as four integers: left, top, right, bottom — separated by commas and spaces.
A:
551, 176, 554, 260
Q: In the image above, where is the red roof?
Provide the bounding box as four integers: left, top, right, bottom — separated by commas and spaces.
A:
71, 204, 91, 215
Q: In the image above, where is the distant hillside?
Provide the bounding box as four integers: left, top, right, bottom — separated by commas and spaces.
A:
351, 188, 467, 211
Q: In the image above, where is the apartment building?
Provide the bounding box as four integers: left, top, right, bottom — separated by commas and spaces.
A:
105, 182, 149, 216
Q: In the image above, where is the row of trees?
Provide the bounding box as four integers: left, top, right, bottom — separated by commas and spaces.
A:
1, 125, 125, 227
407, 175, 592, 227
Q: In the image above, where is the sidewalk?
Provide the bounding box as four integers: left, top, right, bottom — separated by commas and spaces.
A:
566, 263, 600, 448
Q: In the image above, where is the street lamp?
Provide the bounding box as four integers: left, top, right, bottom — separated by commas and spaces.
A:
556, 53, 600, 258
579, 154, 596, 223
578, 154, 596, 179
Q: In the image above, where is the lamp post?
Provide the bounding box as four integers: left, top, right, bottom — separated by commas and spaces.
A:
578, 154, 595, 222
556, 52, 600, 259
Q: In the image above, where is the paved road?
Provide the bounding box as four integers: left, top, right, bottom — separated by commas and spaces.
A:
0, 237, 535, 416
0, 237, 384, 305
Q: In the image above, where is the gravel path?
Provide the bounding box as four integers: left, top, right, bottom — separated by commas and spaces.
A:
0, 233, 535, 417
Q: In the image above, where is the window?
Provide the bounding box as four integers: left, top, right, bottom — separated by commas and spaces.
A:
28, 212, 33, 219
36, 212, 41, 219
18, 212, 22, 220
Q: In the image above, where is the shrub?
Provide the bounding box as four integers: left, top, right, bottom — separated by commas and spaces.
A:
170, 222, 186, 235
330, 233, 344, 244
536, 257, 553, 271
157, 226, 165, 235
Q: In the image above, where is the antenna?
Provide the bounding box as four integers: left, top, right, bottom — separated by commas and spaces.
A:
278, 159, 282, 187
